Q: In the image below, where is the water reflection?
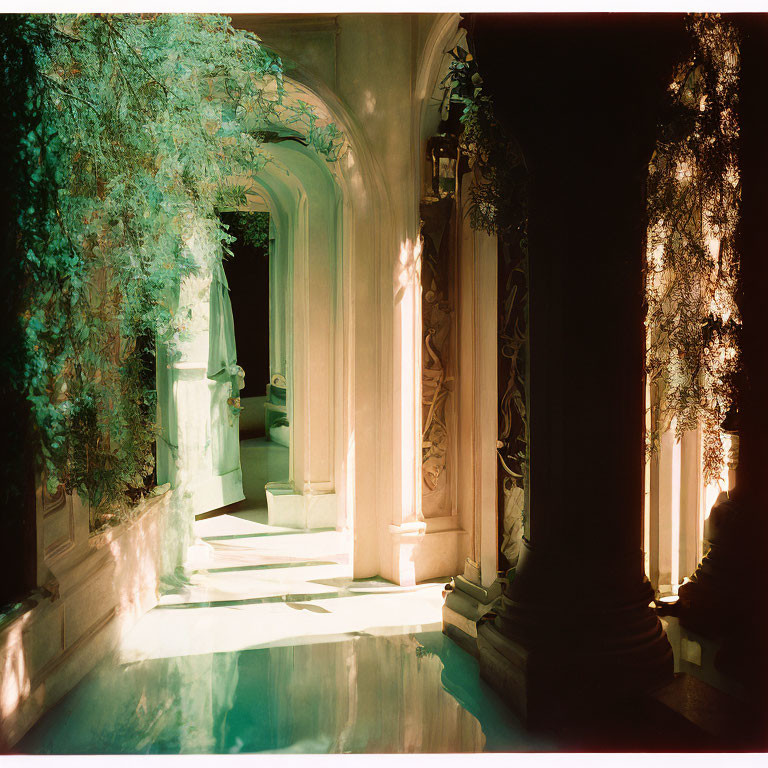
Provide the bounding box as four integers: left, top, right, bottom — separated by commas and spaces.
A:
18, 631, 537, 754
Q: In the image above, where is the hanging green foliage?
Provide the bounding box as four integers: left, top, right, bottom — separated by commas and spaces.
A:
219, 211, 270, 252
446, 45, 529, 509
645, 14, 741, 482
3, 13, 343, 524
444, 45, 528, 239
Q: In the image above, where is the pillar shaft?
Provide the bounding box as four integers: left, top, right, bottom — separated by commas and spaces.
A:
732, 16, 768, 511
469, 13, 686, 725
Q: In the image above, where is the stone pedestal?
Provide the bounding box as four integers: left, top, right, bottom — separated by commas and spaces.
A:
266, 485, 338, 530
442, 566, 503, 654
477, 546, 672, 725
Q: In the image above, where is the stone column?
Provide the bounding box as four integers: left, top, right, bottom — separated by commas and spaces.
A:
469, 14, 685, 726
729, 18, 768, 515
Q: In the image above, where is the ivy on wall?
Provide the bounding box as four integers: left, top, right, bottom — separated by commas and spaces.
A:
2, 14, 343, 526
645, 14, 741, 482
447, 14, 741, 493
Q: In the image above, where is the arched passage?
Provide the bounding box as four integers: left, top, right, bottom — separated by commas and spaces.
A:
156, 73, 390, 578
246, 141, 343, 530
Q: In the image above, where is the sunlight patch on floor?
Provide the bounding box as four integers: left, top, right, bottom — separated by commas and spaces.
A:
119, 502, 443, 663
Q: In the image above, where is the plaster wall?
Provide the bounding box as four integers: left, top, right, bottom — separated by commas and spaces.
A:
229, 13, 470, 584
235, 143, 340, 531
339, 15, 421, 583
333, 14, 471, 584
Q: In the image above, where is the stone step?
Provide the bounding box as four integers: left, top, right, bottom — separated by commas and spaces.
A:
204, 546, 350, 572
193, 513, 294, 539
161, 570, 443, 608
648, 673, 764, 749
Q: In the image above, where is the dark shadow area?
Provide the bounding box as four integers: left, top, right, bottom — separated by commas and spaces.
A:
0, 18, 40, 608
219, 211, 270, 399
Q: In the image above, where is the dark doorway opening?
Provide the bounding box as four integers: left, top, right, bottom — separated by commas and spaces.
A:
220, 211, 270, 399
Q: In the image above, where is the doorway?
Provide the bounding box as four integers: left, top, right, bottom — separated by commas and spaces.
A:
220, 210, 289, 521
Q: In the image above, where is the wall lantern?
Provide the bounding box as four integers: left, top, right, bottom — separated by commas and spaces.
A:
426, 134, 458, 201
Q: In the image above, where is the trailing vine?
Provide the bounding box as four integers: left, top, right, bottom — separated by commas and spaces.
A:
444, 46, 528, 240
2, 14, 343, 525
645, 14, 741, 482
446, 44, 529, 551
220, 211, 270, 252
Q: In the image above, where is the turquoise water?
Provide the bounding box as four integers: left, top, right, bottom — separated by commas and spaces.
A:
17, 630, 544, 754
16, 440, 550, 755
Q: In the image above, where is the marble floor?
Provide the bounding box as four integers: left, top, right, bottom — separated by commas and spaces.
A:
16, 439, 536, 754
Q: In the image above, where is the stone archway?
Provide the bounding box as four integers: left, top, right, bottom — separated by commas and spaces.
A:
155, 71, 392, 579
245, 141, 343, 530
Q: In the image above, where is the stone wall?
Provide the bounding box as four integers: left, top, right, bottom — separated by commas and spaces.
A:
0, 488, 180, 749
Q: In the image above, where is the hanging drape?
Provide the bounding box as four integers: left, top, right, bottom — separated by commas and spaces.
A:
207, 260, 244, 477
156, 338, 179, 483
156, 280, 180, 490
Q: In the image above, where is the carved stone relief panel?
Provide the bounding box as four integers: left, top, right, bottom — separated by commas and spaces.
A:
420, 197, 456, 519
497, 236, 527, 569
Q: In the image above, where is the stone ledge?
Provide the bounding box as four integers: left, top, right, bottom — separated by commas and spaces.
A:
0, 488, 180, 749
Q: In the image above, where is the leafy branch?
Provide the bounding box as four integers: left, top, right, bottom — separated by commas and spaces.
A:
645, 14, 741, 482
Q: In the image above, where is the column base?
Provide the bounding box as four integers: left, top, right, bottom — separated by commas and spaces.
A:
266, 486, 337, 530
476, 587, 674, 728
442, 569, 503, 651
382, 521, 468, 586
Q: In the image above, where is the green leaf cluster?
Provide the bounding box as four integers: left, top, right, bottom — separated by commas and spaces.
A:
2, 13, 344, 526
219, 210, 270, 252
445, 45, 528, 240
645, 14, 741, 482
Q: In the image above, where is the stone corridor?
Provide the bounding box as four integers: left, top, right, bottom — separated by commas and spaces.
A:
16, 440, 535, 754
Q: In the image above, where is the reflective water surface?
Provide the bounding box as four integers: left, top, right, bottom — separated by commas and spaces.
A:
17, 441, 548, 754
19, 630, 543, 754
